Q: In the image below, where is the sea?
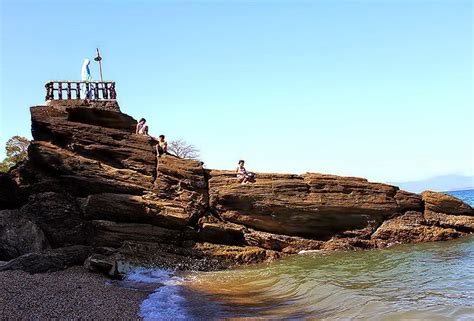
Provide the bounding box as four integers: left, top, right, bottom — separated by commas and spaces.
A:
122, 189, 474, 320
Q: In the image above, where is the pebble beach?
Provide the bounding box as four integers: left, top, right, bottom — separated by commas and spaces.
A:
0, 266, 149, 319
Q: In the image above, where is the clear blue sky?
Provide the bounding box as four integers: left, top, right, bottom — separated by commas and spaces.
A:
1, 0, 472, 183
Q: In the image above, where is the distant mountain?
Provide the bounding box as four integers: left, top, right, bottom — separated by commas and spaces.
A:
390, 175, 474, 193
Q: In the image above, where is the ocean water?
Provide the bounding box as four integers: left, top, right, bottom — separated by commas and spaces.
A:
127, 190, 474, 320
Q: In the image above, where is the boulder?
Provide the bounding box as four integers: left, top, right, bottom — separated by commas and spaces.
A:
421, 191, 474, 232
0, 209, 50, 260
371, 211, 463, 245
422, 191, 473, 215
20, 192, 92, 247
0, 245, 92, 273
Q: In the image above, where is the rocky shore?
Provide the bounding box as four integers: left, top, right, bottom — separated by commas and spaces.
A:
0, 99, 473, 278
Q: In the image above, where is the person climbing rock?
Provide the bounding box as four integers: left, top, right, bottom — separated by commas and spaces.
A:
136, 118, 149, 136
236, 160, 255, 184
156, 135, 168, 157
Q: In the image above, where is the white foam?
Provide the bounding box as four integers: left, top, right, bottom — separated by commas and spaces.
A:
125, 268, 190, 320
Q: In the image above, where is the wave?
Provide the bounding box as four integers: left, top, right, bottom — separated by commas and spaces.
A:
125, 268, 190, 320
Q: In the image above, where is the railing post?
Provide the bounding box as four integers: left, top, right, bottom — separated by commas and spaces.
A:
94, 82, 99, 100
76, 82, 81, 99
58, 82, 63, 100
67, 82, 72, 99
110, 82, 116, 99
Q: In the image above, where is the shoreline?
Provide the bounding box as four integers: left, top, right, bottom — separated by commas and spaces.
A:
0, 266, 150, 319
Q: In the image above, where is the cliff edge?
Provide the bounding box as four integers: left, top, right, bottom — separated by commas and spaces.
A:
1, 101, 472, 276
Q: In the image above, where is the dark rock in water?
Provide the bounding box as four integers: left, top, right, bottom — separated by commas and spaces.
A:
0, 245, 92, 273
0, 209, 50, 260
0, 100, 472, 274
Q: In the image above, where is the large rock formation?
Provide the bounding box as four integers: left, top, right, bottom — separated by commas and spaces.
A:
0, 100, 472, 276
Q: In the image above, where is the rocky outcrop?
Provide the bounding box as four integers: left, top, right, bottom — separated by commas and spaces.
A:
0, 100, 472, 276
0, 209, 49, 260
208, 171, 423, 239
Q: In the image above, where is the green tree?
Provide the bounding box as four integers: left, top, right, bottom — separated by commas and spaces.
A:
0, 136, 30, 172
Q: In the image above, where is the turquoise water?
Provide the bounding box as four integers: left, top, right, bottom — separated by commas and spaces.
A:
130, 190, 474, 320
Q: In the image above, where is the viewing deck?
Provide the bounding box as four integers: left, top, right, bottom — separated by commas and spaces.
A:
45, 81, 116, 101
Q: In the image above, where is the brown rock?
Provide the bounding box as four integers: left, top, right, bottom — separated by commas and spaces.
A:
24, 141, 153, 196
208, 171, 423, 239
198, 218, 245, 245
84, 193, 194, 229
371, 211, 463, 245
31, 106, 157, 176
421, 191, 474, 232
242, 228, 323, 253
422, 190, 473, 215
90, 220, 197, 248
0, 101, 471, 274
423, 211, 474, 232
154, 155, 208, 210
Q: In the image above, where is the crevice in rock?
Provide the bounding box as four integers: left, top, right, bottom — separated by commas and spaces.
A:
152, 145, 159, 184
201, 170, 224, 222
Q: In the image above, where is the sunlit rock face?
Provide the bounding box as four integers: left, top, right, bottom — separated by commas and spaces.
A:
0, 100, 472, 275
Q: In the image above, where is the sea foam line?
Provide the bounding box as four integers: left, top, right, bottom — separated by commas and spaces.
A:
125, 268, 190, 320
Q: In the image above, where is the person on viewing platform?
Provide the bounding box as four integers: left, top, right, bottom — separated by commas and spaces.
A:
156, 135, 168, 157
136, 118, 149, 136
236, 160, 256, 184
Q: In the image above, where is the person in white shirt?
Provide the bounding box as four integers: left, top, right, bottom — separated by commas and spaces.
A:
236, 160, 255, 184
136, 118, 149, 136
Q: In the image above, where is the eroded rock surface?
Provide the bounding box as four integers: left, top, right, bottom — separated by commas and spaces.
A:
0, 100, 472, 276
0, 209, 50, 260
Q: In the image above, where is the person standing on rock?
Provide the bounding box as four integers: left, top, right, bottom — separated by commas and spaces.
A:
136, 118, 149, 136
236, 160, 255, 184
156, 135, 168, 156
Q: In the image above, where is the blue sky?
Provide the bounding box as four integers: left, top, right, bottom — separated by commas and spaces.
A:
0, 0, 472, 183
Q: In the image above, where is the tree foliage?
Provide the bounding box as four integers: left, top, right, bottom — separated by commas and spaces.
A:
0, 136, 30, 172
168, 139, 200, 160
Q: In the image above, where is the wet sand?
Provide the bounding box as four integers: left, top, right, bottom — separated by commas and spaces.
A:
0, 266, 149, 319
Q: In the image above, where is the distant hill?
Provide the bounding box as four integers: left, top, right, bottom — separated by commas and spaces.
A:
390, 175, 474, 193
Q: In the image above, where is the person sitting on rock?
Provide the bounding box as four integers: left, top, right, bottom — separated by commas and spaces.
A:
156, 135, 168, 157
236, 160, 255, 184
136, 118, 149, 136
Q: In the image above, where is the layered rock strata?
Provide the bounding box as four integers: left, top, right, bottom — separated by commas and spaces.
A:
0, 101, 472, 276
